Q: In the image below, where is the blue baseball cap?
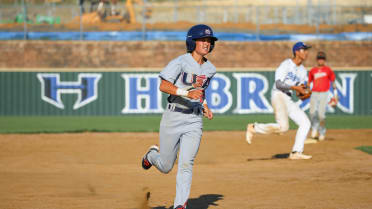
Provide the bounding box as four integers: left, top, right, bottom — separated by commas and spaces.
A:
292, 42, 311, 54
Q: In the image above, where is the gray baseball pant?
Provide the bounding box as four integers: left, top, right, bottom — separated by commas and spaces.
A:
309, 91, 329, 137
147, 108, 203, 208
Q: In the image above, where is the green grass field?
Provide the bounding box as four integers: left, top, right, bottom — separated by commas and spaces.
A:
355, 146, 372, 155
1, 115, 372, 134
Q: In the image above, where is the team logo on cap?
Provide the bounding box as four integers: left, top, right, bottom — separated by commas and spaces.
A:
205, 29, 211, 35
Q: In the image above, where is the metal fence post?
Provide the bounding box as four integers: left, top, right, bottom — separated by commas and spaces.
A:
142, 0, 148, 41
21, 0, 28, 40
223, 7, 228, 23
307, 0, 313, 25
198, 1, 205, 23
331, 0, 336, 25
173, 0, 178, 22
78, 0, 83, 40
316, 4, 320, 37
263, 4, 267, 24
325, 1, 330, 25
245, 6, 251, 22
234, 0, 238, 23
273, 6, 279, 24
282, 7, 287, 24
256, 6, 260, 40
295, 0, 299, 24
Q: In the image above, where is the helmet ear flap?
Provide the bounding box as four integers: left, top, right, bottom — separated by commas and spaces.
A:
209, 39, 215, 52
186, 38, 196, 53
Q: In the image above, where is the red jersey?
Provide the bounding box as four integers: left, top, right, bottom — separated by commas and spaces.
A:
308, 65, 335, 92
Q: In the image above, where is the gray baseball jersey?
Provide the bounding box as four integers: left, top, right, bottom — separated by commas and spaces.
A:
160, 53, 216, 108
147, 53, 216, 208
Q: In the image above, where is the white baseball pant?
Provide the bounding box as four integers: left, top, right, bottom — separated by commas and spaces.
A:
254, 90, 311, 153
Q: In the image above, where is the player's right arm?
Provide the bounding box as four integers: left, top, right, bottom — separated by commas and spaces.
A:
159, 79, 203, 100
275, 80, 307, 95
308, 67, 315, 84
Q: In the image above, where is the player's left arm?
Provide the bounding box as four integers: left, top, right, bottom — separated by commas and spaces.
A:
308, 68, 314, 86
330, 67, 338, 100
203, 100, 213, 120
331, 81, 338, 102
202, 72, 215, 120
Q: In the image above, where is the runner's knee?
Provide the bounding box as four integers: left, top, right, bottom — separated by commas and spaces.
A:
161, 162, 174, 174
158, 158, 175, 174
279, 123, 289, 133
302, 118, 311, 131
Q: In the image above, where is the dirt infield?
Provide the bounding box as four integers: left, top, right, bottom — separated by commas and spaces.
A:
0, 129, 371, 209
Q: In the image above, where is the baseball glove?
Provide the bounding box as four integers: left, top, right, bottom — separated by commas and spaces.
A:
328, 97, 338, 107
295, 84, 312, 100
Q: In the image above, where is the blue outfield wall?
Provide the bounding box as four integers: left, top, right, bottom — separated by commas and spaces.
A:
0, 70, 371, 116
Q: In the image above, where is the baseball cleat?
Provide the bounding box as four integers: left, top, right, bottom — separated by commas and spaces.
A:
319, 135, 325, 141
142, 145, 159, 170
304, 138, 318, 144
174, 205, 185, 209
311, 129, 318, 139
246, 123, 255, 144
289, 152, 312, 160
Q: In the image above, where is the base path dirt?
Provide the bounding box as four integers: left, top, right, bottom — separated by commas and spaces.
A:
0, 129, 371, 209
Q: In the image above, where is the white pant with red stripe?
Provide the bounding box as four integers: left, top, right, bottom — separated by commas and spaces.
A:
254, 90, 311, 153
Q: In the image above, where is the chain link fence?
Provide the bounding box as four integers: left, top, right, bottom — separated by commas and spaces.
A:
0, 0, 371, 40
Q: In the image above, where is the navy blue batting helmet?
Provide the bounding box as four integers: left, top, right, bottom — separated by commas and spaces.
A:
186, 24, 218, 53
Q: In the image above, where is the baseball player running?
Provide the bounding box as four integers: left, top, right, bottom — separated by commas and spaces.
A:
308, 51, 337, 141
141, 24, 217, 209
246, 42, 313, 160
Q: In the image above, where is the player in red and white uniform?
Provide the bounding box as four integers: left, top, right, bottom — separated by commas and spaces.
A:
308, 51, 337, 141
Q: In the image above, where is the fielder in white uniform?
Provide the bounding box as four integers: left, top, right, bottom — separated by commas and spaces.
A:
246, 42, 313, 160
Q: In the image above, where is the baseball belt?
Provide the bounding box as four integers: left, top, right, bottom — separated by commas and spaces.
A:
167, 103, 203, 115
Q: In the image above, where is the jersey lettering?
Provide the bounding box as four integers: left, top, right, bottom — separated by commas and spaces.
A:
314, 72, 327, 80
181, 72, 210, 89
285, 72, 301, 83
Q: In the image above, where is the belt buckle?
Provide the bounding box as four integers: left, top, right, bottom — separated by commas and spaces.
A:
168, 103, 176, 111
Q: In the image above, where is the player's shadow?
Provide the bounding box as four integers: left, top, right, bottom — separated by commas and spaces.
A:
246, 153, 290, 161
152, 194, 223, 209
